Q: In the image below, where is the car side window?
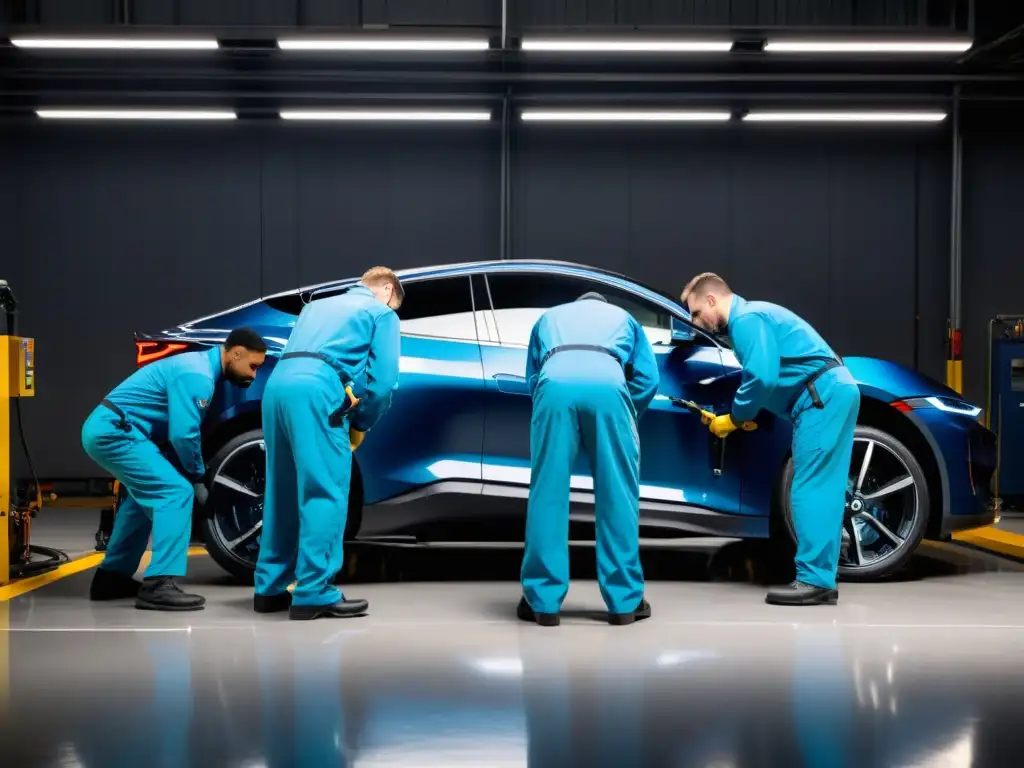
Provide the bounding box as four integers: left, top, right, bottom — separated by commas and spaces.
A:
486, 273, 589, 346
486, 272, 684, 348
395, 276, 478, 342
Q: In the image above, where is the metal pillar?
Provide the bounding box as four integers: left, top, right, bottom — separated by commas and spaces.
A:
499, 90, 512, 260
947, 86, 964, 394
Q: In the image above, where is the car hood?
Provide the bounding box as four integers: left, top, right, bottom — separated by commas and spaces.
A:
844, 356, 971, 403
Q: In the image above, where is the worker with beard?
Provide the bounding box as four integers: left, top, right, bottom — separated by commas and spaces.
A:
82, 327, 268, 611
518, 291, 659, 627
254, 267, 403, 621
681, 273, 860, 606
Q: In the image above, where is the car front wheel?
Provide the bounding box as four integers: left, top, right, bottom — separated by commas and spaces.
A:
199, 428, 363, 584
779, 425, 930, 582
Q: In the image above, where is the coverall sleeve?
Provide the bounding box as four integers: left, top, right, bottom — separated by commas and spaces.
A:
166, 373, 214, 481
626, 319, 660, 419
525, 321, 542, 396
351, 309, 401, 432
730, 313, 780, 423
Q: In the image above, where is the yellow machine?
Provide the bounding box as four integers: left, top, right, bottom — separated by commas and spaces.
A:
1, 279, 37, 586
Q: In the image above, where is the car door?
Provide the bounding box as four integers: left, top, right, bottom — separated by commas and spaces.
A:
478, 269, 742, 518
333, 275, 486, 514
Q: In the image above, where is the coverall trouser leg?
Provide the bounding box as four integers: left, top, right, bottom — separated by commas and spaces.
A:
790, 368, 861, 591
521, 366, 644, 615
579, 388, 644, 614
81, 406, 194, 578
521, 382, 579, 615
254, 368, 300, 598
254, 362, 352, 607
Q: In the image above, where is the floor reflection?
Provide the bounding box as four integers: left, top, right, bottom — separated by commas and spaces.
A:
5, 616, 1021, 768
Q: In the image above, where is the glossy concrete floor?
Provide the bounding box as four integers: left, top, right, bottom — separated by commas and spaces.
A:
3, 536, 1024, 768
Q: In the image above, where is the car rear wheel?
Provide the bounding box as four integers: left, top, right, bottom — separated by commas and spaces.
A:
780, 425, 929, 582
200, 428, 363, 584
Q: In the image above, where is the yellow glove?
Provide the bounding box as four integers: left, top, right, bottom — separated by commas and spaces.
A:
708, 413, 739, 438
708, 414, 758, 437
350, 428, 365, 452
699, 408, 717, 425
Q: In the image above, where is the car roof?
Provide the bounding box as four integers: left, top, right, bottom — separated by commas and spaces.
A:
183, 259, 683, 328
264, 259, 679, 304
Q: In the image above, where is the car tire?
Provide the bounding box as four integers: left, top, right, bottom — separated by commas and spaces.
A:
200, 427, 364, 584
779, 425, 930, 582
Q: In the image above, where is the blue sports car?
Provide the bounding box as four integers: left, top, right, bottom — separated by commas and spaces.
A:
130, 261, 996, 582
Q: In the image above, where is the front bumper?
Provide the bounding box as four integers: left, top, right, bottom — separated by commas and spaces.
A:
907, 409, 998, 537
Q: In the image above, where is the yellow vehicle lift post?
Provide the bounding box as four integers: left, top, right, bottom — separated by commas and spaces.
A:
1, 279, 36, 586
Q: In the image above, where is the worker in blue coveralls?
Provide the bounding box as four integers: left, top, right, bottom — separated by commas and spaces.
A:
254, 266, 403, 621
518, 291, 660, 627
82, 328, 268, 611
681, 272, 861, 606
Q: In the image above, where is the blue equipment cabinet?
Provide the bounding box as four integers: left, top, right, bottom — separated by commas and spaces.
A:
989, 315, 1024, 500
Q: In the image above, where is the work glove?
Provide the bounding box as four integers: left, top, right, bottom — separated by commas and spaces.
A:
707, 414, 758, 438
192, 481, 210, 508
350, 428, 366, 452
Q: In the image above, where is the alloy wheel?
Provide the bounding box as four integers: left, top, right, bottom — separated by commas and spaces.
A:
841, 436, 920, 570
208, 438, 266, 570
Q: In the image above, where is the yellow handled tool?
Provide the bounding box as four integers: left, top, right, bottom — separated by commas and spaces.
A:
670, 397, 757, 431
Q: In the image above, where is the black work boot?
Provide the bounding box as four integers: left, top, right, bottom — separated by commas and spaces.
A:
254, 592, 292, 614
289, 598, 369, 621
89, 568, 140, 601
136, 576, 206, 611
608, 598, 652, 626
765, 580, 838, 606
517, 596, 560, 627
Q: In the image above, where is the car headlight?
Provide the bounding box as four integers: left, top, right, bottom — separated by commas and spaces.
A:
893, 396, 982, 418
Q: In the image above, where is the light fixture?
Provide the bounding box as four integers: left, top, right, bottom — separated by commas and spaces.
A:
743, 111, 947, 123
521, 110, 732, 122
277, 38, 489, 52
279, 109, 491, 121
11, 37, 219, 50
521, 39, 733, 53
764, 39, 972, 54
36, 109, 237, 120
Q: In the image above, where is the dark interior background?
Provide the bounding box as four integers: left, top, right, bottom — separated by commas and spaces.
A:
1, 0, 1022, 478
0, 121, 983, 478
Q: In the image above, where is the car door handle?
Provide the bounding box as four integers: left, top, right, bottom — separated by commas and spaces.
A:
493, 373, 530, 395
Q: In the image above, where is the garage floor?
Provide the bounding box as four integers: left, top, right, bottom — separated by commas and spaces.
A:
4, 512, 1024, 767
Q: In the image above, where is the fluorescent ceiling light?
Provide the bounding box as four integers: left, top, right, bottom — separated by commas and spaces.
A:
743, 111, 947, 123
522, 110, 732, 122
36, 109, 237, 120
277, 38, 489, 51
522, 39, 732, 52
279, 109, 491, 121
765, 39, 971, 54
11, 37, 218, 50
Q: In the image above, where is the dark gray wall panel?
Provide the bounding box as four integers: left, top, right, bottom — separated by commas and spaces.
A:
962, 133, 1024, 408
915, 139, 951, 385
728, 134, 832, 338
513, 128, 944, 367
828, 138, 917, 367
281, 127, 500, 288
7, 125, 263, 478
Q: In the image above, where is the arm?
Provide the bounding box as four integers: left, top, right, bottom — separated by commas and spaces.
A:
525, 320, 542, 396
729, 313, 780, 423
167, 373, 214, 481
351, 309, 401, 432
627, 319, 660, 419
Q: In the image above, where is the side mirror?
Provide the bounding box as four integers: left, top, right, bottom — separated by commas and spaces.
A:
671, 316, 695, 344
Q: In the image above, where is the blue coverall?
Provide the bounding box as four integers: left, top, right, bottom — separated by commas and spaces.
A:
254, 284, 401, 608
521, 298, 660, 615
81, 346, 222, 578
726, 294, 861, 590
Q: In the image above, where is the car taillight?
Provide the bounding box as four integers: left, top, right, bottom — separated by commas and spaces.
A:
136, 341, 190, 367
